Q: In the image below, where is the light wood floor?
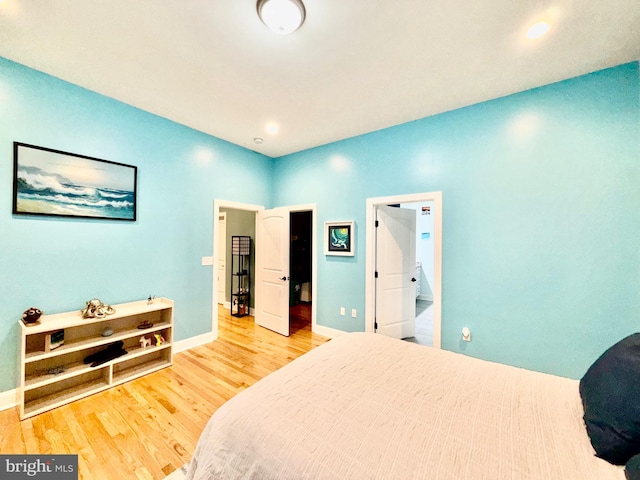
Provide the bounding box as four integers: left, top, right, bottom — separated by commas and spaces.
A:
0, 305, 328, 480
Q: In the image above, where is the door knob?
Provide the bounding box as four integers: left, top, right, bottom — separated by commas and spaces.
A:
411, 277, 417, 282
280, 276, 289, 281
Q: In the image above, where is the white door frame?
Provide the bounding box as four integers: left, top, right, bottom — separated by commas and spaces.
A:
211, 200, 318, 340
365, 192, 442, 348
217, 211, 227, 307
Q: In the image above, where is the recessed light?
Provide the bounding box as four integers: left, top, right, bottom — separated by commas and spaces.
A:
265, 123, 279, 135
254, 137, 264, 144
527, 21, 550, 39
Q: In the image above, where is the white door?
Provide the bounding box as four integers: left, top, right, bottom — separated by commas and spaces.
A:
255, 207, 290, 336
375, 205, 417, 339
217, 212, 227, 304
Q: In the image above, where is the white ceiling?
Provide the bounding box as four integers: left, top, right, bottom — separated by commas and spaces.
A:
1, 0, 639, 158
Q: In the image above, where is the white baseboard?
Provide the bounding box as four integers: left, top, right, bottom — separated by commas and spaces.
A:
173, 332, 216, 353
0, 388, 17, 412
313, 324, 348, 339
417, 294, 434, 302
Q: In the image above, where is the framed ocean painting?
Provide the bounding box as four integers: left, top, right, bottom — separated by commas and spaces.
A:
324, 221, 354, 256
13, 142, 137, 221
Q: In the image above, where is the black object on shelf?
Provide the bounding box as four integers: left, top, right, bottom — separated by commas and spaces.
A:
83, 341, 128, 367
231, 236, 251, 317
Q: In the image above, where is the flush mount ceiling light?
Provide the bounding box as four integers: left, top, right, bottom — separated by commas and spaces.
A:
257, 0, 306, 35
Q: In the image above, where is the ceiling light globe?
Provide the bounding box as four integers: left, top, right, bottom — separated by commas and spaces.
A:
257, 0, 305, 35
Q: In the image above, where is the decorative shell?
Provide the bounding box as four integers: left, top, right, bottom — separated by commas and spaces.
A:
22, 307, 43, 325
81, 298, 116, 319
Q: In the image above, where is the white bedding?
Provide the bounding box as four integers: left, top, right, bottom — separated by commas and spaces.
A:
186, 332, 624, 479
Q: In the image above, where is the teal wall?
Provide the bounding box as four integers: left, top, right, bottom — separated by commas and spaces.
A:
1, 55, 638, 395
273, 62, 640, 379
0, 57, 272, 394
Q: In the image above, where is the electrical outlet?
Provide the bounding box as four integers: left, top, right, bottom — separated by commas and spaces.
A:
340, 307, 345, 316
351, 309, 357, 318
462, 327, 471, 342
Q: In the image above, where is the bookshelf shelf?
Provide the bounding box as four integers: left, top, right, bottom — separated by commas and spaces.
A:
18, 298, 174, 419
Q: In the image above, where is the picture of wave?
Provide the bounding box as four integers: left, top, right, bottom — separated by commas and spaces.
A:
329, 226, 350, 250
13, 143, 137, 221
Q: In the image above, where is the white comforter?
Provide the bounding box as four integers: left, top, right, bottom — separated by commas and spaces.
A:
186, 332, 624, 479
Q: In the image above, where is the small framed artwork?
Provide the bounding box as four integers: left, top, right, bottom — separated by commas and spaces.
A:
324, 221, 355, 256
13, 142, 137, 221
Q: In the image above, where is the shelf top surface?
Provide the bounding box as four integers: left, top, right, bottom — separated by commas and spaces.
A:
20, 297, 173, 334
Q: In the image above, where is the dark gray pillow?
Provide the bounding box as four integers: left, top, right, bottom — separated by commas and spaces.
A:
579, 333, 640, 465
627, 453, 640, 480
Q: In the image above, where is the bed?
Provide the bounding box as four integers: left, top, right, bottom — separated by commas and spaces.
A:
186, 332, 637, 479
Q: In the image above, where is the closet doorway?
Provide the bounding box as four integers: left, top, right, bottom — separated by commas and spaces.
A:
212, 200, 317, 339
254, 205, 316, 336
290, 211, 312, 334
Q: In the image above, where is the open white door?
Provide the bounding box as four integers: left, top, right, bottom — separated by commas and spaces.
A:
375, 205, 417, 339
255, 207, 290, 336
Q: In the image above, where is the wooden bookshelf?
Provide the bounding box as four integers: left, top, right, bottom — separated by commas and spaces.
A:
18, 298, 173, 419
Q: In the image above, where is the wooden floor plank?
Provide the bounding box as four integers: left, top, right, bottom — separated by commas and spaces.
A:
0, 304, 327, 479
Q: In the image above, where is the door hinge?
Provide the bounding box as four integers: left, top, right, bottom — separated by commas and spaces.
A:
375, 220, 379, 227
374, 271, 378, 278
374, 320, 378, 330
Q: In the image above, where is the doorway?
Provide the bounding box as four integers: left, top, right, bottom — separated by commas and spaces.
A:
254, 205, 316, 336
374, 205, 417, 339
290, 211, 312, 334
365, 192, 442, 348
400, 200, 435, 347
212, 200, 263, 339
212, 200, 317, 340
219, 207, 256, 312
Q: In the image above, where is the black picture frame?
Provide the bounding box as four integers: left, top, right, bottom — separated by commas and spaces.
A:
13, 142, 137, 221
